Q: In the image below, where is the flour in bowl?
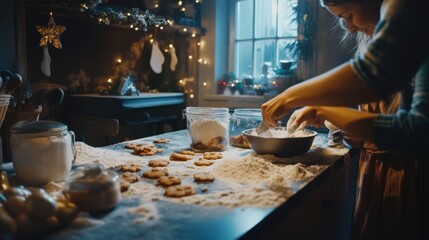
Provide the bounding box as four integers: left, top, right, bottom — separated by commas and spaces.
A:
254, 128, 309, 138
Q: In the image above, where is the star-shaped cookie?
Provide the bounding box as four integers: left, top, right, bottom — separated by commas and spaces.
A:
36, 14, 66, 49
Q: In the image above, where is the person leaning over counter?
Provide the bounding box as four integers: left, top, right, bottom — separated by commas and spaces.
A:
261, 0, 429, 239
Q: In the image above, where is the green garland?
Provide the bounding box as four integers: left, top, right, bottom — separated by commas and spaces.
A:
51, 0, 166, 31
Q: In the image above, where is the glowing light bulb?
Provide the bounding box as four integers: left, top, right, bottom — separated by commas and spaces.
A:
107, 78, 112, 83
178, 1, 182, 6
183, 28, 188, 32
191, 33, 196, 37
188, 55, 193, 59
116, 58, 122, 63
203, 82, 207, 86
190, 94, 194, 98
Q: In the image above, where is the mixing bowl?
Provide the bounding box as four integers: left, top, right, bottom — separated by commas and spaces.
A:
242, 127, 317, 157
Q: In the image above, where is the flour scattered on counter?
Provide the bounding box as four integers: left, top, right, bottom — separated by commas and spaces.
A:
171, 153, 328, 208
75, 141, 150, 168
212, 153, 321, 185
73, 141, 348, 210
70, 213, 106, 228
127, 203, 159, 223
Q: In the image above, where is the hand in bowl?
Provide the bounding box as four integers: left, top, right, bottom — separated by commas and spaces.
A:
286, 107, 325, 134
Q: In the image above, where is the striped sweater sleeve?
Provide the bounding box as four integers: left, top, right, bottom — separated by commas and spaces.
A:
350, 1, 429, 155
371, 58, 429, 155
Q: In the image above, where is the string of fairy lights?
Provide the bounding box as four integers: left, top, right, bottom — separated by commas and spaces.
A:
51, 0, 208, 102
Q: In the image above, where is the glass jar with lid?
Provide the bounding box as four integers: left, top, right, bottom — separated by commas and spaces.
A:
10, 120, 76, 185
64, 163, 121, 214
183, 107, 230, 152
229, 108, 262, 148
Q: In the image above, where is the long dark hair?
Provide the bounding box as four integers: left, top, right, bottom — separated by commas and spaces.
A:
319, 0, 369, 55
320, 0, 401, 113
320, 0, 347, 6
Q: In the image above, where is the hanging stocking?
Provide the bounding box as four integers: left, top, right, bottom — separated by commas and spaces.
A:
169, 45, 178, 71
41, 46, 51, 77
36, 13, 66, 77
150, 41, 165, 74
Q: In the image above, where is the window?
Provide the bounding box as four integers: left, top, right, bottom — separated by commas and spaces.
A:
233, 0, 298, 83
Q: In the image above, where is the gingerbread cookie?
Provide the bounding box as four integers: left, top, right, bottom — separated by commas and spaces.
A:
124, 143, 144, 149
148, 159, 169, 167
194, 159, 214, 166
120, 164, 142, 172
121, 172, 140, 183
179, 150, 195, 156
170, 152, 194, 161
164, 185, 195, 198
133, 145, 164, 156
194, 173, 215, 182
124, 143, 136, 149
142, 168, 169, 179
153, 138, 169, 143
120, 179, 131, 192
202, 152, 223, 160
229, 135, 250, 149
157, 176, 181, 187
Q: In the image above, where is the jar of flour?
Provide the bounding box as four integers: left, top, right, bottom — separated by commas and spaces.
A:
183, 107, 230, 152
10, 120, 75, 185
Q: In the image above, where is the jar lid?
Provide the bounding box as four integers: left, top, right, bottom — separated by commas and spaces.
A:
66, 163, 118, 191
184, 107, 229, 116
10, 120, 67, 134
233, 108, 262, 119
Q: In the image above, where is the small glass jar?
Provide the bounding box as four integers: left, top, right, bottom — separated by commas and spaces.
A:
183, 107, 230, 152
64, 163, 121, 214
229, 108, 262, 148
10, 120, 76, 185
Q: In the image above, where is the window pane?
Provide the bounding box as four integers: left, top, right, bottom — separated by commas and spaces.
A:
277, 0, 298, 37
276, 38, 297, 67
235, 41, 253, 77
236, 0, 254, 40
253, 39, 276, 77
254, 0, 277, 38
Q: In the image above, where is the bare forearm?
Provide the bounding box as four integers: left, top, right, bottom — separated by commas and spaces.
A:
313, 106, 376, 142
262, 63, 381, 127
284, 63, 380, 107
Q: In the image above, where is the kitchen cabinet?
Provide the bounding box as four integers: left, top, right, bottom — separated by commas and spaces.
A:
67, 92, 185, 144
243, 148, 358, 239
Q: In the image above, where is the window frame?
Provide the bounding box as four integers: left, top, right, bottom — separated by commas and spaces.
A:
230, 0, 298, 79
